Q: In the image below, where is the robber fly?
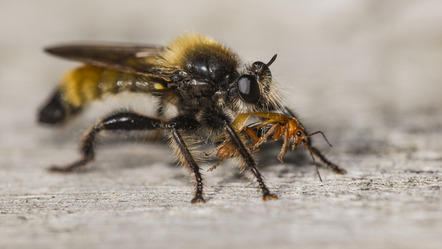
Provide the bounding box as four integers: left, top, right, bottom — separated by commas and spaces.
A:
38, 33, 346, 203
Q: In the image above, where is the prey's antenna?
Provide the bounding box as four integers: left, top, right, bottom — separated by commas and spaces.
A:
306, 131, 332, 147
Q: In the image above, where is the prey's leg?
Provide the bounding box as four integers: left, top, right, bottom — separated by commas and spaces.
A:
283, 107, 346, 174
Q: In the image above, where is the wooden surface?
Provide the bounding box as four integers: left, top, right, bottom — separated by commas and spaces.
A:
1, 1, 441, 249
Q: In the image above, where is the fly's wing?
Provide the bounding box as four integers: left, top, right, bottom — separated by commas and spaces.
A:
45, 42, 165, 77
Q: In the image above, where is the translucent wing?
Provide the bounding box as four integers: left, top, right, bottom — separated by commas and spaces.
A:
45, 42, 165, 76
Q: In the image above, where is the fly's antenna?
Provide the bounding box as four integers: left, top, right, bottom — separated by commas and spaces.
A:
267, 54, 277, 67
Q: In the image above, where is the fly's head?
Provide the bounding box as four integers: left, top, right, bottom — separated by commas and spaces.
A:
231, 54, 283, 113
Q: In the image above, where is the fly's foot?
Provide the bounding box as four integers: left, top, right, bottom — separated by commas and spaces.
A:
48, 159, 89, 173
48, 165, 77, 173
191, 195, 206, 204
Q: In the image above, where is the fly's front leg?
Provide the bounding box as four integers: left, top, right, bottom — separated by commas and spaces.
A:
224, 122, 278, 201
49, 112, 164, 172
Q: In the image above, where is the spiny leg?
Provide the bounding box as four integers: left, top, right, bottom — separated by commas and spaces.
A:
50, 111, 206, 203
170, 126, 205, 203
49, 112, 164, 172
224, 122, 277, 201
49, 126, 97, 172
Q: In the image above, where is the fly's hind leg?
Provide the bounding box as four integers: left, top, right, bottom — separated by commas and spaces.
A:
49, 112, 164, 172
49, 111, 206, 204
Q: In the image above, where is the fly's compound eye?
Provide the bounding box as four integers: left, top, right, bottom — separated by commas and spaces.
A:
237, 75, 260, 103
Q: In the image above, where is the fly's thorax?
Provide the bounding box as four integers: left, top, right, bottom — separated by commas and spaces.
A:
172, 73, 233, 111
168, 52, 240, 111
158, 33, 242, 112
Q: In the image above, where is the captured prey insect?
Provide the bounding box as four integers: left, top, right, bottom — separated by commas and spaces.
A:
38, 33, 346, 203
205, 111, 346, 180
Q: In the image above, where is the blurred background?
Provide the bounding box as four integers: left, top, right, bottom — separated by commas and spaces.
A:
2, 0, 442, 128
1, 1, 441, 249
2, 0, 442, 163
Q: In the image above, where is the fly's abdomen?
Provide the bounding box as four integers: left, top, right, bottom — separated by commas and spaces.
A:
38, 65, 166, 125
